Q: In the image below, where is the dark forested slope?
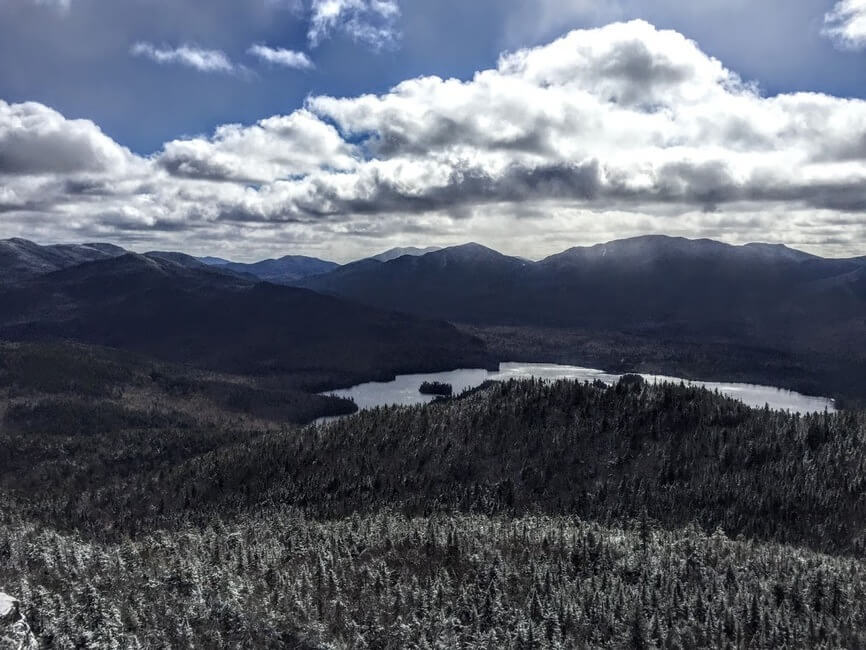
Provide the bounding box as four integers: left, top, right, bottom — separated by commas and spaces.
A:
150, 379, 865, 555
301, 235, 866, 400
300, 242, 531, 322
0, 252, 493, 385
12, 376, 861, 556
300, 236, 866, 335
2, 375, 866, 648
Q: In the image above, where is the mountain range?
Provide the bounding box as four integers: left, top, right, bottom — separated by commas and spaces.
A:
0, 247, 492, 388
198, 254, 339, 284
299, 236, 866, 333
295, 236, 866, 402
3, 235, 865, 402
194, 245, 439, 283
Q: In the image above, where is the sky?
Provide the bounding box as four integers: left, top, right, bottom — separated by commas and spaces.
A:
1, 0, 866, 262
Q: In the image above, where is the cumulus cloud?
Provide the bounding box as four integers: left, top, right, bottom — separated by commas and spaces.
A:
0, 100, 135, 175
248, 44, 314, 69
308, 0, 400, 49
4, 20, 866, 259
157, 109, 357, 183
822, 0, 866, 49
130, 42, 238, 74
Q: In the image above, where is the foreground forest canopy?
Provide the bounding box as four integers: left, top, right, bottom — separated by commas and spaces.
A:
1, 340, 865, 647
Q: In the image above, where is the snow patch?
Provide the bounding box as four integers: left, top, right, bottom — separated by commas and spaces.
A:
0, 593, 16, 619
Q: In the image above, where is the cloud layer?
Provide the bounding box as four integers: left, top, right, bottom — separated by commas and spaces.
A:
823, 0, 866, 50
3, 20, 866, 260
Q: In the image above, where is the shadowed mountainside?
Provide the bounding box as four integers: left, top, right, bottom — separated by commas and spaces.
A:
299, 235, 866, 400
300, 236, 866, 335
0, 252, 494, 386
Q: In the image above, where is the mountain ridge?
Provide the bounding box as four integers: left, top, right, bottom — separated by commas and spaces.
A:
197, 253, 339, 284
367, 245, 441, 262
0, 252, 494, 385
0, 237, 127, 281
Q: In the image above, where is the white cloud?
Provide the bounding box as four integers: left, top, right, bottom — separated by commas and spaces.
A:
0, 100, 135, 175
248, 44, 314, 70
157, 109, 357, 183
308, 0, 400, 49
4, 20, 866, 259
822, 0, 866, 50
130, 42, 238, 74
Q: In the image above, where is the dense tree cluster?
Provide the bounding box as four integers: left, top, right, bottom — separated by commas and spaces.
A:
2, 341, 866, 647
419, 381, 453, 396
59, 377, 862, 554
460, 324, 866, 408
1, 509, 863, 649
0, 341, 356, 427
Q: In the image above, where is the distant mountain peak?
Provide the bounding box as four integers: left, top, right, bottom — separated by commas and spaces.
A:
368, 246, 441, 263
438, 242, 507, 258
543, 235, 818, 265
0, 237, 128, 281
193, 253, 339, 284
198, 256, 231, 266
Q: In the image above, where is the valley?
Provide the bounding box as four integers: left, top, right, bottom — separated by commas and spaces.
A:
0, 236, 864, 648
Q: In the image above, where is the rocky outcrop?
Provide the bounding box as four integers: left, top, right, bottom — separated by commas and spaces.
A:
0, 593, 38, 650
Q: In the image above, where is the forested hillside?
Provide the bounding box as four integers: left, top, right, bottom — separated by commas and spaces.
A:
0, 253, 494, 389
52, 376, 861, 554
2, 358, 866, 647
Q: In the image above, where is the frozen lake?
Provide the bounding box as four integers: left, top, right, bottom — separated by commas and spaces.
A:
320, 362, 835, 417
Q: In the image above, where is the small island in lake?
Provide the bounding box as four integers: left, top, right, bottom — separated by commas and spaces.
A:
419, 380, 453, 396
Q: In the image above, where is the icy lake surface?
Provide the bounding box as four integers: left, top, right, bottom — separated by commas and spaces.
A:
320, 362, 835, 417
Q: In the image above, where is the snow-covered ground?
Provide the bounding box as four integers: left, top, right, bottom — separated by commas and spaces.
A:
0, 592, 38, 649
0, 592, 16, 619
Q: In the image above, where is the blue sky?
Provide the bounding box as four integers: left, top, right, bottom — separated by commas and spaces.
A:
1, 0, 866, 260
2, 0, 862, 154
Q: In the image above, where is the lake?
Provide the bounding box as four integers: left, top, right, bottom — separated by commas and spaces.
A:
318, 362, 835, 420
